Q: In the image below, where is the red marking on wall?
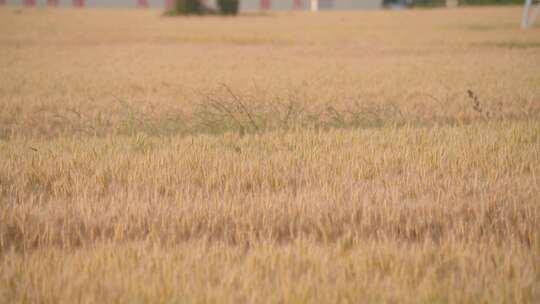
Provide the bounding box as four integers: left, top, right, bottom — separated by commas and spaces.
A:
23, 0, 36, 6
260, 0, 270, 10
48, 0, 59, 6
137, 0, 148, 7
73, 0, 85, 7
166, 0, 174, 10
293, 0, 302, 8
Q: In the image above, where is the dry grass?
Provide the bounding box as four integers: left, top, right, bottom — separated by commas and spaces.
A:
0, 5, 539, 303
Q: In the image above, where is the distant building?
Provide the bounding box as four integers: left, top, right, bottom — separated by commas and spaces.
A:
2, 0, 384, 10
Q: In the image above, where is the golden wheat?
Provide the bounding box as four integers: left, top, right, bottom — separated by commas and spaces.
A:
0, 5, 539, 303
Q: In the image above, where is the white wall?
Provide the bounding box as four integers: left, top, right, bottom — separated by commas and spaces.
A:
2, 0, 383, 10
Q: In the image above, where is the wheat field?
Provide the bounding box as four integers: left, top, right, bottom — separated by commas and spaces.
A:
0, 5, 539, 303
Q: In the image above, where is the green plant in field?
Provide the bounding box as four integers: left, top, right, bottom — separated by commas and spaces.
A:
165, 0, 225, 15
167, 0, 202, 15
217, 0, 240, 15
191, 85, 405, 135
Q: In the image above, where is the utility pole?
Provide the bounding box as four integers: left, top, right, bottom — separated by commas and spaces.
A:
522, 0, 540, 28
522, 0, 533, 28
310, 0, 318, 12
